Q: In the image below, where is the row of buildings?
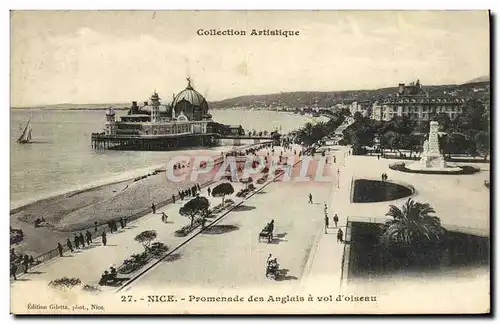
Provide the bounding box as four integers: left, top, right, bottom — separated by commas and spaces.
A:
349, 80, 472, 122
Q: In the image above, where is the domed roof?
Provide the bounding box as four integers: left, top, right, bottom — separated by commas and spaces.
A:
140, 105, 170, 114
172, 78, 207, 108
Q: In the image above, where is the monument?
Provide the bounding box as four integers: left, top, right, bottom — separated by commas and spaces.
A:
407, 121, 461, 172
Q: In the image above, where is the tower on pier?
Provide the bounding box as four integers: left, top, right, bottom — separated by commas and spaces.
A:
105, 108, 117, 135
150, 91, 161, 123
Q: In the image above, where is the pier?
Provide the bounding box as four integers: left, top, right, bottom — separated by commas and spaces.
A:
91, 133, 275, 151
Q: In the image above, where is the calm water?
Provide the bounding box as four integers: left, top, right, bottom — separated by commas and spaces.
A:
10, 108, 312, 207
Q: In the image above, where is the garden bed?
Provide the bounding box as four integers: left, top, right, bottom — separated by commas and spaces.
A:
174, 218, 204, 237
351, 179, 414, 203
389, 162, 480, 175
346, 221, 490, 280
118, 242, 169, 274
236, 184, 256, 198
209, 199, 235, 216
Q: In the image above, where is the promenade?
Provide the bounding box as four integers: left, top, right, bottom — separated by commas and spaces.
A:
10, 143, 490, 314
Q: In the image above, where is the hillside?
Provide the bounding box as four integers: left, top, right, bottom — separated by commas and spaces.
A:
464, 75, 490, 84
12, 79, 490, 110
210, 81, 490, 109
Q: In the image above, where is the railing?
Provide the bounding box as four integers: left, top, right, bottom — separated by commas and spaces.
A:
346, 216, 489, 237
346, 216, 386, 224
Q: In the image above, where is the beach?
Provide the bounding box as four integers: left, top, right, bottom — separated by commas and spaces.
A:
10, 144, 260, 256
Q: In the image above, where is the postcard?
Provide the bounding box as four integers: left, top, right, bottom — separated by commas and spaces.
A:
10, 10, 490, 315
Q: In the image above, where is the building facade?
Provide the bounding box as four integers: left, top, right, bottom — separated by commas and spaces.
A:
371, 80, 466, 121
104, 79, 213, 137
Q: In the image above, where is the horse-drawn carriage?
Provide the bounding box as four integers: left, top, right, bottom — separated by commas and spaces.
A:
258, 220, 274, 243
265, 254, 280, 280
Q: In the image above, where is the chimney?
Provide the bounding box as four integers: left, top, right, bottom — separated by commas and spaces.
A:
398, 83, 405, 94
131, 101, 138, 114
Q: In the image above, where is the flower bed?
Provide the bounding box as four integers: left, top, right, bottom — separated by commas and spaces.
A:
257, 177, 267, 184
389, 162, 480, 175
48, 277, 81, 290
118, 242, 169, 274
236, 185, 256, 198
174, 218, 204, 237
210, 200, 236, 215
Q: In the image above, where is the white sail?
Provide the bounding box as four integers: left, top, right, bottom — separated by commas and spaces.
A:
17, 117, 32, 143
27, 126, 32, 142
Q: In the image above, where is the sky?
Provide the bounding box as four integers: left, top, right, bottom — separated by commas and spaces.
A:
10, 10, 490, 107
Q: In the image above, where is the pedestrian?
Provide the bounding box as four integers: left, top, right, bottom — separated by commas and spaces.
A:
74, 234, 80, 249
337, 228, 344, 243
326, 157, 328, 164
308, 193, 313, 204
119, 217, 125, 229
10, 263, 17, 281
334, 156, 336, 163
162, 212, 168, 223
102, 232, 107, 246
23, 255, 30, 273
66, 238, 74, 252
197, 183, 201, 191
108, 220, 114, 234
179, 191, 183, 200
381, 173, 385, 182
94, 221, 98, 233
113, 219, 118, 232
377, 154, 380, 160
124, 217, 127, 227
208, 187, 211, 197
324, 215, 329, 233
151, 203, 156, 214
385, 173, 388, 181
333, 214, 339, 228
57, 242, 63, 257
324, 203, 328, 215
79, 233, 85, 247
172, 194, 176, 204
86, 230, 92, 245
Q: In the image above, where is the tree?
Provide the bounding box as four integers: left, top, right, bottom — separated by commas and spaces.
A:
241, 176, 253, 189
179, 196, 210, 227
211, 182, 235, 206
432, 113, 452, 132
134, 230, 157, 251
474, 130, 490, 161
441, 132, 468, 157
353, 111, 363, 121
380, 198, 446, 249
380, 131, 398, 152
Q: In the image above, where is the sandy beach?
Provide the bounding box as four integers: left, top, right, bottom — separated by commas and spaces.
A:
10, 144, 266, 256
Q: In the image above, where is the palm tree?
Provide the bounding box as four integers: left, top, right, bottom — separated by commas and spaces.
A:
380, 198, 446, 249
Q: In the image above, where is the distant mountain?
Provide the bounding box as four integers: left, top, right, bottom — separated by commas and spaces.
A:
11, 103, 131, 110
210, 81, 490, 109
464, 75, 490, 84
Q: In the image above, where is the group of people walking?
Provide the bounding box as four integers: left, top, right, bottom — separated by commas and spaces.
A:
321, 203, 344, 242
174, 183, 202, 204
10, 249, 35, 280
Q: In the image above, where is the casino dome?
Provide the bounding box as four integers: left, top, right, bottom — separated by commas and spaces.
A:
172, 78, 210, 121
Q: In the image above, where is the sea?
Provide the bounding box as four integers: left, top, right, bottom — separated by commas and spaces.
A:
10, 108, 315, 208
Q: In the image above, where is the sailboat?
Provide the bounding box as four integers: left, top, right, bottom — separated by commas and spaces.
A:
17, 116, 32, 144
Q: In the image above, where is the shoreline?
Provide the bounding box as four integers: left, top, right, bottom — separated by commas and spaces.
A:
10, 144, 259, 212
10, 142, 273, 256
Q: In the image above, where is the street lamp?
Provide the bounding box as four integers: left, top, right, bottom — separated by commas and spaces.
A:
337, 168, 340, 188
